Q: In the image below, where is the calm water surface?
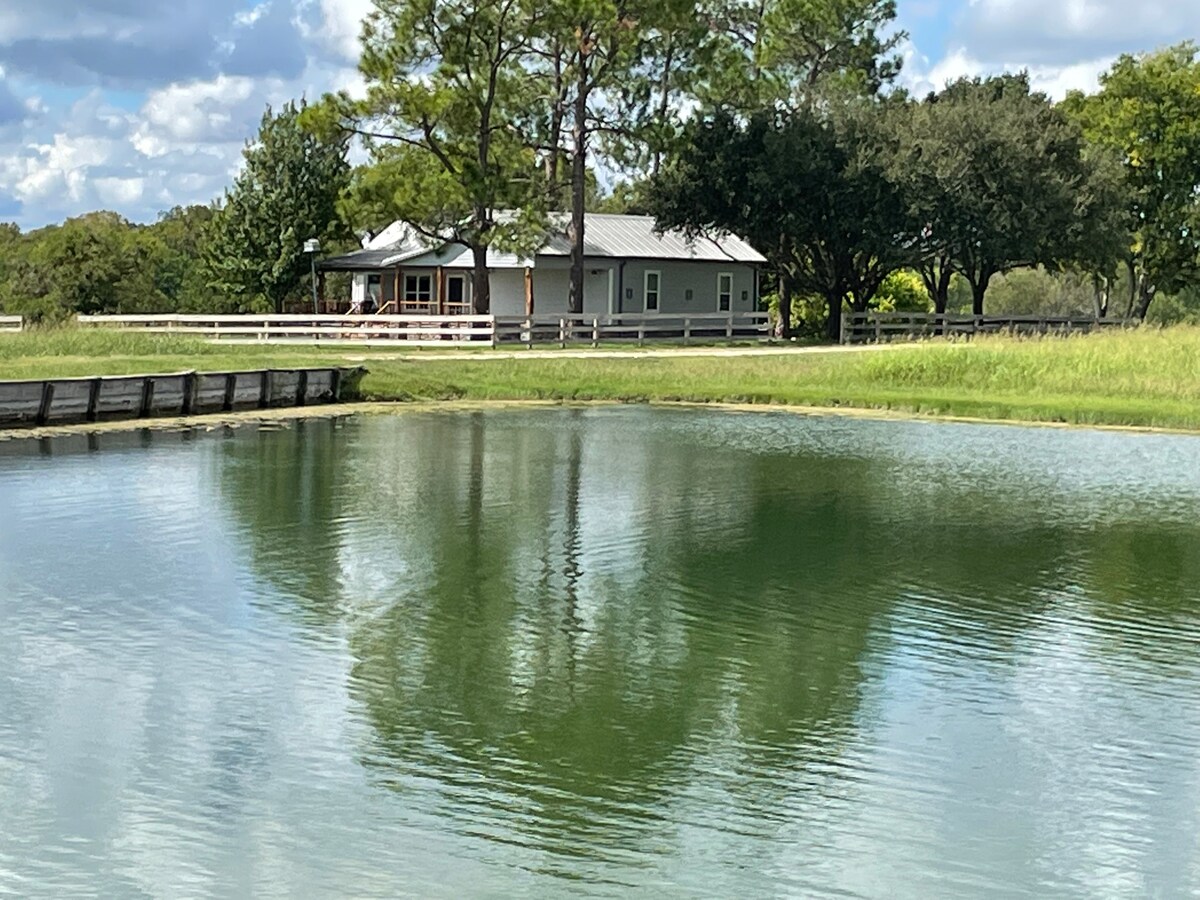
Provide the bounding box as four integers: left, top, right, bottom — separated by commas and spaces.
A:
2, 408, 1200, 898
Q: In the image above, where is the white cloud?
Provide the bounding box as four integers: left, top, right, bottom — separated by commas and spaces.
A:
901, 42, 1112, 101
315, 0, 374, 63
0, 0, 374, 227
960, 0, 1200, 66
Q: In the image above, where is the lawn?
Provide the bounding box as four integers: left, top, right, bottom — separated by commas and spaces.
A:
1, 326, 1199, 431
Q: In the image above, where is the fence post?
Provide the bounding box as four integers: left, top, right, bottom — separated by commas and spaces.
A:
592, 316, 600, 349
259, 371, 272, 409
726, 314, 734, 340
637, 320, 645, 347
490, 316, 499, 349
523, 316, 532, 347
559, 317, 567, 349
874, 316, 882, 344
683, 317, 691, 345
139, 378, 155, 418
86, 378, 103, 422
36, 382, 55, 426
181, 372, 197, 416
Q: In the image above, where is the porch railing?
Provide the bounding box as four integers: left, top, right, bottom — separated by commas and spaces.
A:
78, 312, 771, 346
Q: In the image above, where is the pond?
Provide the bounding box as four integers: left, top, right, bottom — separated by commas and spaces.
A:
2, 407, 1199, 897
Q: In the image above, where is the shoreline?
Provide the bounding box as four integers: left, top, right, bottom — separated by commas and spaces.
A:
3, 397, 1199, 443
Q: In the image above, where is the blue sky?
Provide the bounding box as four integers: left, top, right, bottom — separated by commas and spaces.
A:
0, 0, 1197, 230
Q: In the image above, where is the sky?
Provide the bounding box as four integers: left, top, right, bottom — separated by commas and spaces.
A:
0, 0, 1196, 231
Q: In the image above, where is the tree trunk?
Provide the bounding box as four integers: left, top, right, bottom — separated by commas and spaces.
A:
471, 244, 490, 315
920, 257, 952, 329
546, 42, 566, 202
1092, 274, 1110, 319
778, 275, 792, 339
970, 276, 989, 316
1124, 258, 1138, 318
567, 59, 589, 316
1134, 274, 1155, 321
825, 292, 842, 342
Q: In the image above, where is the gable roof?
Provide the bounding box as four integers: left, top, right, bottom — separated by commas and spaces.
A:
320, 213, 765, 272
539, 213, 764, 263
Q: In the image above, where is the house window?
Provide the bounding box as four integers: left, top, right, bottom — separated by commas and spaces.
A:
404, 274, 433, 305
718, 273, 734, 311
644, 270, 661, 312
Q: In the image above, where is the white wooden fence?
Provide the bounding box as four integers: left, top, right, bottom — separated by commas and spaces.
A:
843, 311, 1138, 344
0, 315, 23, 332
78, 312, 771, 347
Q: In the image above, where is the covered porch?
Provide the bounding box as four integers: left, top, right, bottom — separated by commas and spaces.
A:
317, 250, 480, 315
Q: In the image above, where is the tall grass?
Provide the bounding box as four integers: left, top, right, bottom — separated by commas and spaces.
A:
2, 324, 1199, 430
852, 328, 1200, 403
0, 327, 216, 361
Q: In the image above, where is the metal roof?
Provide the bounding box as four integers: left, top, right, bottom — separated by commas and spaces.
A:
318, 248, 404, 271
320, 213, 766, 271
541, 214, 765, 263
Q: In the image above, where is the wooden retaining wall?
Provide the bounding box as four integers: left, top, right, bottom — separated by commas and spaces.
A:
0, 367, 365, 429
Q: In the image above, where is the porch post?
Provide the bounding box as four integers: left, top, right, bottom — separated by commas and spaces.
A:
393, 268, 400, 312
317, 271, 326, 313
524, 266, 535, 315
436, 266, 446, 315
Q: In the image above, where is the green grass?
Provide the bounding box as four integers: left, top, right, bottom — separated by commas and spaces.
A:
2, 326, 1200, 431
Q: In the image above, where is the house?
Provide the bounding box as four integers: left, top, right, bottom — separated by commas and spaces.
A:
317, 213, 766, 317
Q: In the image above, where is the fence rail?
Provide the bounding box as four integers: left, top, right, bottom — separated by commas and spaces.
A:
843, 312, 1138, 344
79, 312, 771, 347
0, 315, 22, 332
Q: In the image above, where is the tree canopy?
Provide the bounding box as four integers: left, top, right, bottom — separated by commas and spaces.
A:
893, 74, 1125, 315
1064, 43, 1200, 319
307, 0, 552, 313
205, 101, 350, 314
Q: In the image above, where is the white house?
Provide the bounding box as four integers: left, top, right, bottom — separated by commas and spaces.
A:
318, 213, 766, 317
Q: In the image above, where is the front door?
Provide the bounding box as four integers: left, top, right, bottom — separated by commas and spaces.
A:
447, 275, 467, 313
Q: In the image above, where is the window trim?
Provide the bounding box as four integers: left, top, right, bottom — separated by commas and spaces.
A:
404, 273, 433, 305
717, 272, 734, 312
644, 269, 662, 313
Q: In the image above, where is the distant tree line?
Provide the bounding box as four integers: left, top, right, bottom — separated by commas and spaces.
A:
2, 0, 1199, 338
0, 102, 351, 322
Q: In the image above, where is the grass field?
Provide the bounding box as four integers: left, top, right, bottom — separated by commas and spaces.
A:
1, 326, 1199, 431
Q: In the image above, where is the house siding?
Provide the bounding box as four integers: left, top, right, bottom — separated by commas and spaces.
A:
614, 260, 758, 315
354, 260, 759, 316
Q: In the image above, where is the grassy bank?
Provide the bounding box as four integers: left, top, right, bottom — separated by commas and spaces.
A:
1, 327, 1199, 431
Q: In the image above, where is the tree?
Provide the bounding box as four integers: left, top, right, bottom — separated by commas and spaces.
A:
307, 0, 550, 314
646, 0, 906, 338
892, 74, 1121, 315
4, 213, 167, 318
145, 206, 220, 312
650, 104, 912, 340
1064, 44, 1200, 320
206, 101, 350, 313
700, 0, 904, 112
536, 0, 701, 314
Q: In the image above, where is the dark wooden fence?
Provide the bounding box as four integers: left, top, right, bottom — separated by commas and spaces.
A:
0, 367, 365, 429
843, 312, 1138, 344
